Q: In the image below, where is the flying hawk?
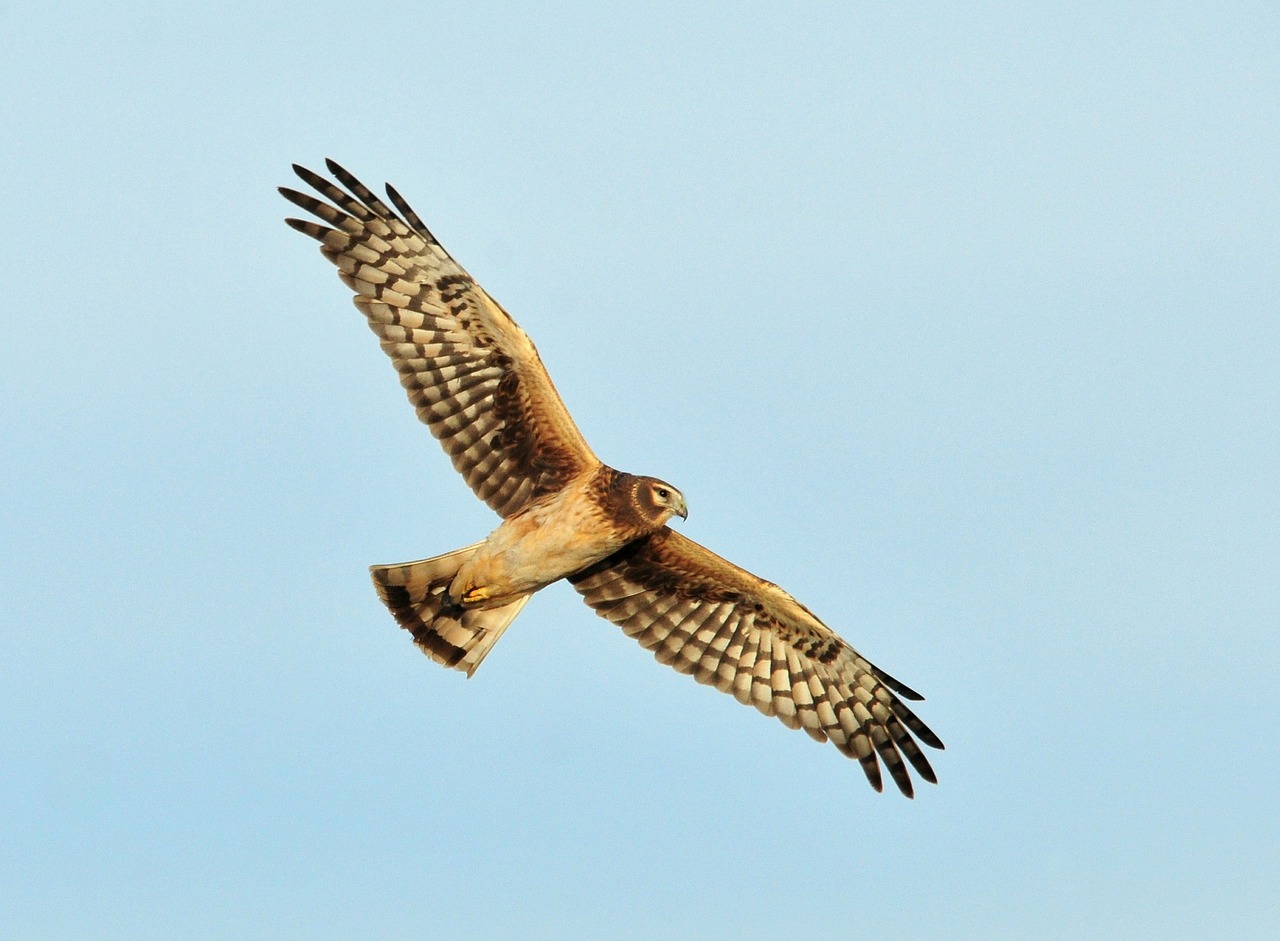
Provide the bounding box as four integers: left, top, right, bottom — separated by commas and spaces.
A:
280, 161, 944, 796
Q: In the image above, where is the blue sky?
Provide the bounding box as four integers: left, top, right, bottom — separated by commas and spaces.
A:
3, 2, 1277, 938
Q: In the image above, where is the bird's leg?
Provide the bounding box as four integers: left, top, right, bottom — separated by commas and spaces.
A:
460, 584, 497, 606
437, 579, 496, 612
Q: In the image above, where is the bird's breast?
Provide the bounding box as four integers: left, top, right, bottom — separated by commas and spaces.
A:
452, 478, 634, 606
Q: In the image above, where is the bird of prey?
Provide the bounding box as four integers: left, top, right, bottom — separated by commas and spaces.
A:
280, 160, 944, 796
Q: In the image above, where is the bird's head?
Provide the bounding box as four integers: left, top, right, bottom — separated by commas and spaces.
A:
636, 477, 688, 526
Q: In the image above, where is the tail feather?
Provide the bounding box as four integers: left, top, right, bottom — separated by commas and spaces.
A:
370, 544, 530, 677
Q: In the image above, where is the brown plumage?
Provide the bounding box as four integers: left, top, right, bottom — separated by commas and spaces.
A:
281, 160, 944, 796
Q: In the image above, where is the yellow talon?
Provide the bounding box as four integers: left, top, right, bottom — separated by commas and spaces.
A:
461, 585, 494, 605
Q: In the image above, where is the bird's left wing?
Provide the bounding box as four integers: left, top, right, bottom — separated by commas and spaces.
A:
568, 528, 944, 796
280, 161, 599, 519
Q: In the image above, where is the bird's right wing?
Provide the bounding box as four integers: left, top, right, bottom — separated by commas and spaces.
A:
281, 160, 599, 518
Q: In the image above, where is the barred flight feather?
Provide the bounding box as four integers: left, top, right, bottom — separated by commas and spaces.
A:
280, 161, 598, 520
569, 527, 944, 797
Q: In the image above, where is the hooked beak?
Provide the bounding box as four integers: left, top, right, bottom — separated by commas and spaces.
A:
674, 497, 688, 521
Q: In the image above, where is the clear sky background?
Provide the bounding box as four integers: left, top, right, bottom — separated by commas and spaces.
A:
3, 2, 1277, 938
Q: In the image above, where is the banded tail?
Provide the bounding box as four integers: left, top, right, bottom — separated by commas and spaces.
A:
370, 544, 531, 677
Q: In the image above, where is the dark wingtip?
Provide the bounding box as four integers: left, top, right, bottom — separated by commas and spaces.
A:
278, 185, 310, 208
873, 664, 926, 701
385, 181, 434, 239
282, 217, 327, 239
921, 757, 942, 788
324, 156, 349, 179
891, 768, 916, 799
866, 764, 884, 793
915, 726, 946, 751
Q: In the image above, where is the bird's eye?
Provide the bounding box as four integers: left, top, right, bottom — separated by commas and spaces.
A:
656, 488, 669, 499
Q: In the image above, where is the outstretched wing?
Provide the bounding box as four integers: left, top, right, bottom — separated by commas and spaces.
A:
280, 160, 598, 518
569, 528, 944, 796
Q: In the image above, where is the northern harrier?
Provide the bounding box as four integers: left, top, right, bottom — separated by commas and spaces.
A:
280, 161, 944, 796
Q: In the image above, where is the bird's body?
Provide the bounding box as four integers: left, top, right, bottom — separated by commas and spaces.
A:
451, 466, 686, 610
281, 160, 944, 796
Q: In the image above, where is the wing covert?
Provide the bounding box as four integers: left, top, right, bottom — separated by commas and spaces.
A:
569, 528, 944, 796
281, 160, 598, 518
